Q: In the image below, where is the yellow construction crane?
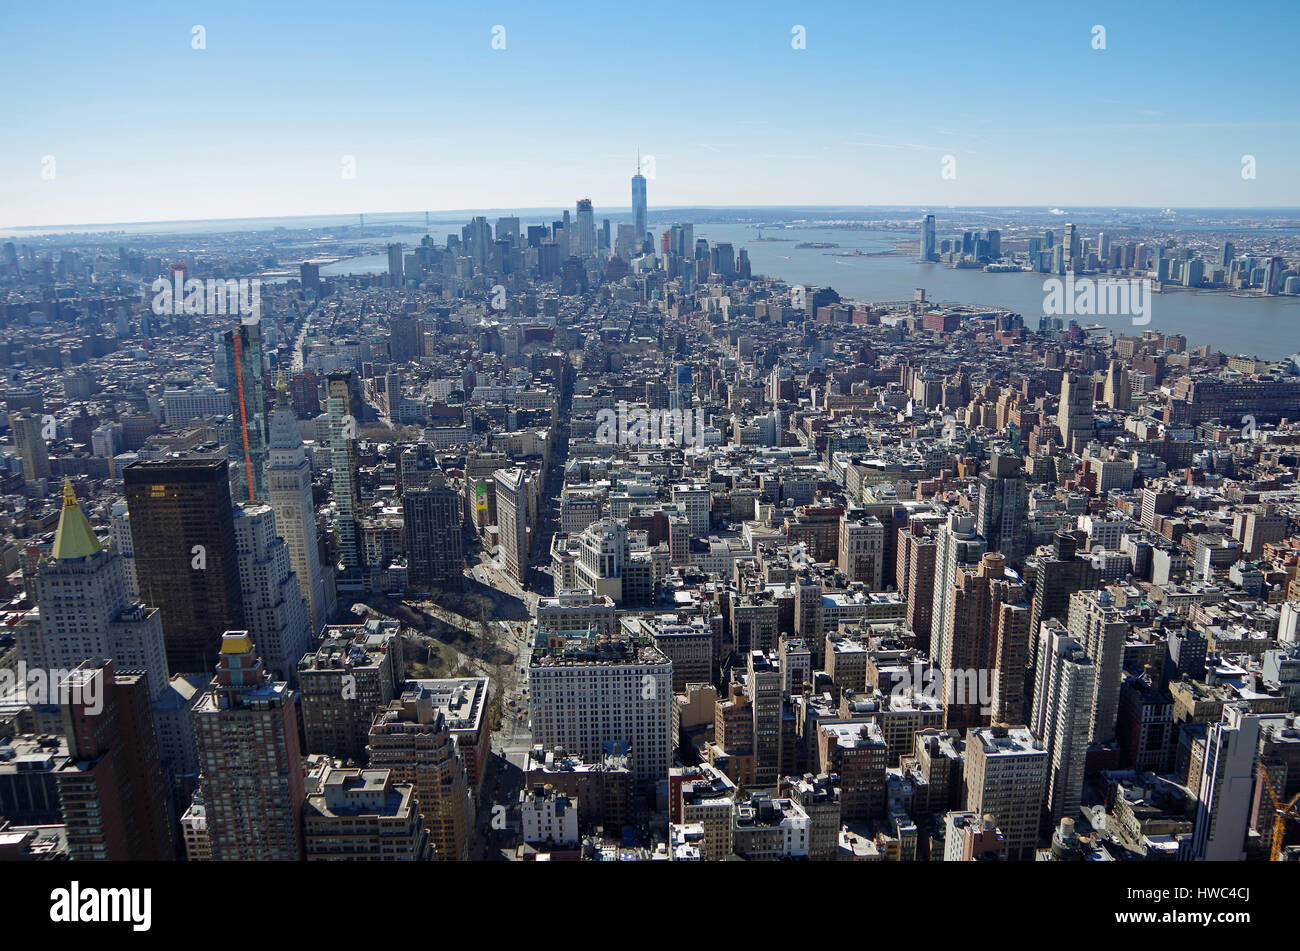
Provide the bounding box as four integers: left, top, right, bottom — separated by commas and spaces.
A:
1259, 769, 1300, 861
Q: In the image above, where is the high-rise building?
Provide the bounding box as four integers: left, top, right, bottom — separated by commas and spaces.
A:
817, 721, 888, 821
1066, 589, 1129, 745
125, 458, 245, 675
232, 502, 312, 682
54, 658, 175, 861
748, 651, 784, 787
1104, 359, 1132, 412
266, 376, 334, 633
632, 164, 648, 246
1056, 371, 1095, 454
388, 315, 424, 363
298, 622, 404, 762
299, 261, 321, 296
327, 372, 363, 581
368, 685, 471, 861
11, 411, 51, 482
838, 511, 884, 588
575, 199, 596, 257
929, 511, 986, 670
387, 243, 404, 284
192, 632, 305, 860
33, 480, 170, 701
943, 552, 1031, 731
1192, 704, 1260, 861
976, 451, 1028, 569
494, 467, 531, 584
109, 501, 139, 601
920, 214, 937, 262
221, 319, 268, 502
403, 475, 464, 593
529, 634, 673, 786
1030, 620, 1097, 822
897, 522, 938, 655
964, 725, 1048, 861
1027, 532, 1101, 672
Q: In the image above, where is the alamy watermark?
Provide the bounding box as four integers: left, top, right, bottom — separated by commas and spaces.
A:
891, 662, 994, 716
0, 662, 104, 714
595, 401, 707, 448
1043, 274, 1151, 325
151, 275, 261, 318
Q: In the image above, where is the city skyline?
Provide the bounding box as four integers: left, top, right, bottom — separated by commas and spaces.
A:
4, 0, 1300, 909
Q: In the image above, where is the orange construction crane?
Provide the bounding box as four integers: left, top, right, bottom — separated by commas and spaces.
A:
1259, 769, 1300, 861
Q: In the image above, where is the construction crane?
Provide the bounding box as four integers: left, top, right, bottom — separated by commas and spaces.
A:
1259, 769, 1300, 861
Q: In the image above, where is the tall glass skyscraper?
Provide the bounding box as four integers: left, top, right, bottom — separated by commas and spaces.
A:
920, 214, 937, 262
632, 163, 648, 246
576, 198, 596, 257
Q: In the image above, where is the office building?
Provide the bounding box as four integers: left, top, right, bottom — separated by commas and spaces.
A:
529, 634, 673, 786
233, 502, 312, 682
964, 725, 1048, 861
33, 480, 169, 701
125, 458, 245, 675
299, 622, 404, 762
403, 476, 464, 593
266, 376, 335, 632
1030, 620, 1097, 822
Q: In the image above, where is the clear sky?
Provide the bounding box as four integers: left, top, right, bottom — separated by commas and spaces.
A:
3, 0, 1298, 227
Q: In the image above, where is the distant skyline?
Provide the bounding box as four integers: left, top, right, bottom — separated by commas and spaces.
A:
3, 0, 1299, 228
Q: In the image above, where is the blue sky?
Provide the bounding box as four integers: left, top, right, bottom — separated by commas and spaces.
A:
3, 0, 1298, 227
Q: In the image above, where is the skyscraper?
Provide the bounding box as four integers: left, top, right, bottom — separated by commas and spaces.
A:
920, 214, 937, 262
266, 376, 335, 633
388, 315, 424, 363
34, 479, 169, 701
897, 522, 938, 655
403, 475, 464, 593
222, 319, 268, 502
976, 450, 1028, 569
327, 372, 363, 582
1027, 532, 1101, 674
125, 458, 245, 675
964, 725, 1048, 861
54, 658, 175, 861
929, 511, 986, 670
632, 162, 648, 246
303, 765, 432, 861
11, 411, 51, 483
192, 631, 305, 860
943, 552, 1030, 731
233, 502, 312, 682
1103, 358, 1132, 412
1057, 371, 1095, 453
529, 633, 673, 786
576, 198, 596, 257
494, 467, 531, 584
749, 651, 784, 787
1193, 704, 1260, 861
387, 242, 404, 284
1067, 588, 1130, 745
1030, 620, 1097, 822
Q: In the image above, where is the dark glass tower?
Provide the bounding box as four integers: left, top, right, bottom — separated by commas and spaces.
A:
124, 458, 245, 674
